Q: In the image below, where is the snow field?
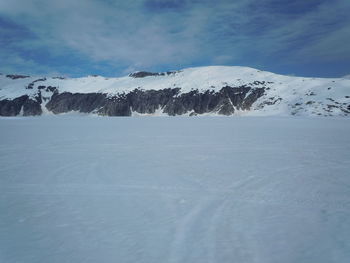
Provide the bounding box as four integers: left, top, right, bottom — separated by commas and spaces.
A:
0, 116, 350, 263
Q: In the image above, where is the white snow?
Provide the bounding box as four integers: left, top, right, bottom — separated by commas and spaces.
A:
0, 116, 350, 263
0, 66, 272, 97
1, 66, 349, 116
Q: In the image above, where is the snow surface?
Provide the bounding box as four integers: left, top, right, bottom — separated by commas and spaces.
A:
1, 66, 350, 116
1, 66, 276, 98
0, 116, 350, 263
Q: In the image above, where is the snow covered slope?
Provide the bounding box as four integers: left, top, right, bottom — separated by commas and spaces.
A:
0, 66, 349, 116
1, 116, 350, 263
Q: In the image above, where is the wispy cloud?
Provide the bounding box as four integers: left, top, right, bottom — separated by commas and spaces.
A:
0, 0, 349, 77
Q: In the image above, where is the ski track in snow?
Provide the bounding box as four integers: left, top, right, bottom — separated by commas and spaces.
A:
0, 116, 350, 263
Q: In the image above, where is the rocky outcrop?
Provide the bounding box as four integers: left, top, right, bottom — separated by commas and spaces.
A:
6, 74, 30, 79
27, 78, 47, 89
22, 98, 42, 116
0, 96, 27, 116
129, 71, 179, 78
42, 86, 264, 116
0, 95, 42, 116
126, 88, 179, 114
46, 93, 107, 114
1, 66, 349, 117
6, 74, 30, 80
162, 86, 265, 116
1, 85, 265, 116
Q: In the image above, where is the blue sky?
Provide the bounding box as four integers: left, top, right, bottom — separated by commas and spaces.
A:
0, 0, 349, 77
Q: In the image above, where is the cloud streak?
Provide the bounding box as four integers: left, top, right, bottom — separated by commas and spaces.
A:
0, 0, 349, 77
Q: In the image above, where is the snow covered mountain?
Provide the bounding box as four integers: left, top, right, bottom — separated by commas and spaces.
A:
0, 66, 349, 117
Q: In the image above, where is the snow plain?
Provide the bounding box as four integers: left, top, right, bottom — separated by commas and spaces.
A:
0, 116, 350, 263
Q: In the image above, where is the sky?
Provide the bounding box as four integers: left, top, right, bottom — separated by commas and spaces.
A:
0, 0, 349, 78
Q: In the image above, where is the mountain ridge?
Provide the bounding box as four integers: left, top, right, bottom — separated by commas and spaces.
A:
1, 66, 349, 117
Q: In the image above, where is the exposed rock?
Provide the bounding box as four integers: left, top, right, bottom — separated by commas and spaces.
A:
99, 95, 131, 116
23, 99, 42, 116
259, 96, 282, 106
46, 93, 107, 114
1, 66, 348, 117
127, 88, 178, 114
37, 85, 57, 92
1, 84, 266, 117
27, 78, 46, 89
218, 98, 235, 115
241, 88, 265, 110
42, 86, 265, 116
0, 96, 28, 116
129, 71, 179, 78
6, 74, 30, 80
0, 95, 42, 116
306, 92, 316, 96
129, 72, 163, 78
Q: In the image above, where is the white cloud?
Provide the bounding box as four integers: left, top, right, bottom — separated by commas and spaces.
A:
0, 0, 349, 76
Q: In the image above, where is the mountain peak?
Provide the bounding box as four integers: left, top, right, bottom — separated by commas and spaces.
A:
0, 66, 349, 117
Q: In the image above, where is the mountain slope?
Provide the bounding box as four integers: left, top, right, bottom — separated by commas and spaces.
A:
0, 66, 349, 116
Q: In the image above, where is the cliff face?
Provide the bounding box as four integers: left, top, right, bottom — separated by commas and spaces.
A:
0, 66, 349, 117
0, 95, 42, 116
44, 86, 265, 116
